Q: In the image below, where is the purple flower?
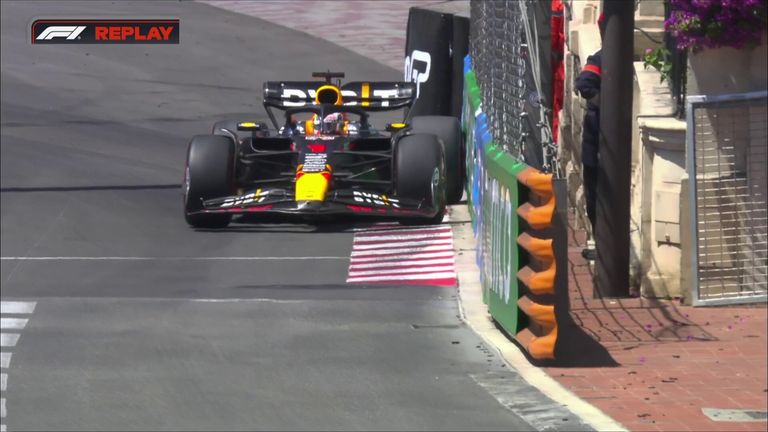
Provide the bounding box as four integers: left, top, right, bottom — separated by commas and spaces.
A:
665, 0, 767, 51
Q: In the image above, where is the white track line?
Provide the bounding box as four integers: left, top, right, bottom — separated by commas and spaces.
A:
191, 298, 305, 303
347, 272, 457, 283
0, 302, 36, 314
0, 318, 28, 330
348, 265, 455, 277
350, 251, 455, 262
0, 353, 10, 369
0, 398, 5, 419
0, 256, 348, 261
0, 374, 6, 391
0, 335, 19, 348
349, 258, 456, 269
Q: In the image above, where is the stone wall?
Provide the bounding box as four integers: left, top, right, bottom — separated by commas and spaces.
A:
687, 32, 768, 97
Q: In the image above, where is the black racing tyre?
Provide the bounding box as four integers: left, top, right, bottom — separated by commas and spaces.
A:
394, 133, 446, 225
183, 134, 235, 228
410, 116, 464, 204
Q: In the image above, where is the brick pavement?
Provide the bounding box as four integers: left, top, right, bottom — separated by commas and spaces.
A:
542, 212, 768, 432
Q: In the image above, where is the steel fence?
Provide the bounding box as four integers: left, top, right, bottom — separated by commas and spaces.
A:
469, 0, 556, 175
687, 91, 768, 306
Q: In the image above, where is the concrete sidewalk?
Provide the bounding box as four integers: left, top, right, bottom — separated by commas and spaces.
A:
540, 214, 768, 431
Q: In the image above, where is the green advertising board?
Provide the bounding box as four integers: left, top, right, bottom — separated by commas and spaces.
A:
481, 142, 528, 336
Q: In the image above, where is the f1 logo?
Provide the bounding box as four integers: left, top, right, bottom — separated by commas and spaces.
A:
36, 25, 86, 40
404, 49, 431, 99
31, 19, 180, 44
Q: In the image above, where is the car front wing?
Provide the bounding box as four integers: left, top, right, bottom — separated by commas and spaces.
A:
189, 188, 440, 219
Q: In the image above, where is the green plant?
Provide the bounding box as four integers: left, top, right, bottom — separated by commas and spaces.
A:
642, 46, 672, 83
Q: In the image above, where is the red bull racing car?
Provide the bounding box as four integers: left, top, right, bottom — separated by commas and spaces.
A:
183, 72, 463, 228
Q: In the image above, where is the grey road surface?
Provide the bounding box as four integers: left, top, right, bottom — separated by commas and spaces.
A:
1, 2, 588, 431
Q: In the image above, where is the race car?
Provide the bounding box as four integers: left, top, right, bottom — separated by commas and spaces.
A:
183, 71, 464, 228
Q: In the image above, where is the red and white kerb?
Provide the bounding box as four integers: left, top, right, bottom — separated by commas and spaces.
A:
346, 224, 457, 286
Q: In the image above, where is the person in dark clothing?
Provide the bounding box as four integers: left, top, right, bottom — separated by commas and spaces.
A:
575, 13, 605, 260
575, 49, 601, 230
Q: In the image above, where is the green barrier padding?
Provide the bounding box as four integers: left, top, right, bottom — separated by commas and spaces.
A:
465, 70, 481, 113
463, 70, 478, 223
464, 111, 476, 220
481, 141, 528, 336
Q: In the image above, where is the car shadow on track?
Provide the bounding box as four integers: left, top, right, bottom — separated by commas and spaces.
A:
192, 214, 406, 234
197, 211, 465, 234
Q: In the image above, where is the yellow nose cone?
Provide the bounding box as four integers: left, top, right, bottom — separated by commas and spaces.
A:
295, 172, 329, 201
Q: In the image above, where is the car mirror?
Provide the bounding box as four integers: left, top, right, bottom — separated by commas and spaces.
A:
237, 122, 263, 131
386, 122, 408, 132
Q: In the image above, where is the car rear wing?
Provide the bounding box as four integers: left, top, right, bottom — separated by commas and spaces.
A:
263, 81, 415, 110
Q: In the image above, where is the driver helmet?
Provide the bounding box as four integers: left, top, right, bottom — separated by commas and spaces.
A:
316, 112, 346, 135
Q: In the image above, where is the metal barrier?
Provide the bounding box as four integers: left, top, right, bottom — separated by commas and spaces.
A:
465, 57, 568, 360
687, 91, 768, 306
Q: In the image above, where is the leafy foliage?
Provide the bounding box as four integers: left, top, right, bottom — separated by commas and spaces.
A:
643, 46, 673, 83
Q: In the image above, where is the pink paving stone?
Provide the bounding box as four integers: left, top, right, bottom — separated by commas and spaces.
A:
546, 212, 767, 431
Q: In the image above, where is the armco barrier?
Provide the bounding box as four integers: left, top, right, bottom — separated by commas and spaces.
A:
463, 55, 568, 361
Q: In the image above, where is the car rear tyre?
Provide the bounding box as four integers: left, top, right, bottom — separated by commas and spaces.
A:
183, 134, 235, 228
410, 116, 464, 204
394, 133, 446, 225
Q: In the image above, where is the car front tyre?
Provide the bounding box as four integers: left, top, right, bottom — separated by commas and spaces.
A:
183, 134, 235, 229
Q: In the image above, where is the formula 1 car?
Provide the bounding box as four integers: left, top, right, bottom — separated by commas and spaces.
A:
183, 71, 464, 228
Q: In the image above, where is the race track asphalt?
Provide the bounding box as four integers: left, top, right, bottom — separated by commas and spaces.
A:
1, 2, 586, 430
